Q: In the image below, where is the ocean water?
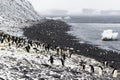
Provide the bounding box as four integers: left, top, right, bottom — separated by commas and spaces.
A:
68, 23, 120, 51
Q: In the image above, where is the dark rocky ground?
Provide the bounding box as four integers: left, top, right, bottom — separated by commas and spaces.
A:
23, 19, 120, 70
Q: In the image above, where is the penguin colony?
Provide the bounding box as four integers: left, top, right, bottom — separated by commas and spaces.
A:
0, 31, 119, 78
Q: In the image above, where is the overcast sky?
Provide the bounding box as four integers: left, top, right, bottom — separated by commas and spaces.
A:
28, 0, 120, 15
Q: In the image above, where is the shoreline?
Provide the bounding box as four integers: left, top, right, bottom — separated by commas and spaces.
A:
23, 20, 120, 70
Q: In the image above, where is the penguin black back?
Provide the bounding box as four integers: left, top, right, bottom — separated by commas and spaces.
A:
89, 65, 94, 73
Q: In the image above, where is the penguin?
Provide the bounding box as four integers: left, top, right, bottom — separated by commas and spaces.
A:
49, 55, 54, 65
45, 44, 50, 51
11, 36, 15, 44
25, 45, 30, 53
17, 38, 22, 44
28, 40, 33, 46
60, 48, 63, 55
8, 43, 11, 49
23, 39, 26, 45
89, 65, 94, 73
22, 69, 28, 76
62, 53, 66, 60
98, 66, 103, 76
1, 38, 4, 43
85, 65, 91, 72
56, 46, 60, 55
68, 48, 73, 58
66, 48, 70, 57
60, 58, 65, 66
103, 61, 108, 68
41, 43, 45, 49
17, 43, 23, 48
79, 60, 86, 66
7, 35, 11, 42
35, 42, 40, 48
33, 47, 39, 53
81, 64, 86, 71
112, 69, 118, 78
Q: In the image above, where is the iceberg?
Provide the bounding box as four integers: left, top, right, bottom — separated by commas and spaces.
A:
101, 29, 118, 41
64, 16, 71, 20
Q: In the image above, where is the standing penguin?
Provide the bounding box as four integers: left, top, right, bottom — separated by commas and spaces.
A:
7, 35, 11, 42
112, 69, 118, 78
8, 43, 11, 49
56, 46, 60, 55
98, 66, 103, 76
25, 45, 30, 53
66, 47, 70, 56
103, 61, 108, 68
45, 44, 50, 51
69, 48, 74, 58
49, 55, 54, 65
81, 65, 86, 71
28, 40, 33, 46
60, 58, 65, 66
79, 60, 86, 66
62, 53, 66, 60
1, 38, 4, 43
89, 65, 94, 73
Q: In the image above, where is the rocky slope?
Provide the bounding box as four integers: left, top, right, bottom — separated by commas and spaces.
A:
0, 32, 119, 80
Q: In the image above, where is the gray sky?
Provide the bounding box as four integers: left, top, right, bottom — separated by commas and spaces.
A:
28, 0, 120, 15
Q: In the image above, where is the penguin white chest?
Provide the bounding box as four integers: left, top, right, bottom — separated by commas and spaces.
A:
112, 70, 117, 78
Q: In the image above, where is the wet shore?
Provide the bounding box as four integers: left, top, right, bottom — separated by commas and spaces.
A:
23, 20, 120, 70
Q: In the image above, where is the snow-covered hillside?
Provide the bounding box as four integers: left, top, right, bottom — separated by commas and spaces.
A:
0, 0, 41, 37
0, 0, 41, 21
